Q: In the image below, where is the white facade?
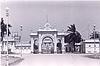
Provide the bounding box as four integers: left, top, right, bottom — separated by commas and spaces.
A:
84, 39, 100, 53
30, 23, 66, 53
1, 36, 31, 53
3, 23, 100, 54
15, 43, 31, 53
2, 37, 16, 52
1, 23, 66, 54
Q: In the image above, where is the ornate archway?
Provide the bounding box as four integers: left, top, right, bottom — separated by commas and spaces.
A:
41, 36, 54, 54
33, 39, 39, 54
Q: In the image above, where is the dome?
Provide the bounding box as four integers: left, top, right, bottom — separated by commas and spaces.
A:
38, 23, 57, 31
44, 23, 51, 29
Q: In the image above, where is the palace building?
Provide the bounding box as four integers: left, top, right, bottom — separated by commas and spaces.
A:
30, 23, 66, 54
1, 23, 99, 54
0, 23, 67, 54
83, 39, 100, 53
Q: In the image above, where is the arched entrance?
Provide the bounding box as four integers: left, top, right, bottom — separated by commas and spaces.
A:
34, 39, 39, 54
41, 36, 54, 54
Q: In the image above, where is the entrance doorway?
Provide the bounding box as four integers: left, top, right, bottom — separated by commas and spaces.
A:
41, 36, 54, 54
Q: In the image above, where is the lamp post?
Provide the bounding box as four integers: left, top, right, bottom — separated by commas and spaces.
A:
93, 25, 96, 53
0, 40, 1, 66
20, 25, 23, 58
5, 7, 9, 66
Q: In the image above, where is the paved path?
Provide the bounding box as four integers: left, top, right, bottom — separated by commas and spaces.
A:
1, 54, 22, 66
14, 54, 100, 66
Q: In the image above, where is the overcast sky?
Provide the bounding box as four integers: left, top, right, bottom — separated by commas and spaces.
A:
1, 1, 100, 42
1, 0, 100, 2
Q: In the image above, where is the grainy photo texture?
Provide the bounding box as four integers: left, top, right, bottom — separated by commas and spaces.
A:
0, 0, 100, 66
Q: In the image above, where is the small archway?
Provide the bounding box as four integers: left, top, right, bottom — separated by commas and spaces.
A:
57, 39, 62, 53
41, 36, 54, 54
33, 39, 39, 54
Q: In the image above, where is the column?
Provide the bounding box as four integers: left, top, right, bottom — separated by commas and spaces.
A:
4, 42, 6, 51
0, 43, 2, 66
12, 42, 15, 52
62, 37, 65, 53
39, 34, 41, 53
54, 34, 57, 53
31, 37, 34, 53
2, 42, 4, 52
99, 44, 100, 53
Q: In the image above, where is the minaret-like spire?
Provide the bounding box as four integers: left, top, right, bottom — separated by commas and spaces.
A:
93, 24, 96, 39
44, 14, 52, 29
46, 14, 48, 23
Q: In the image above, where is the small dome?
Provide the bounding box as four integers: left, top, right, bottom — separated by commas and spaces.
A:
44, 23, 51, 28
38, 23, 57, 31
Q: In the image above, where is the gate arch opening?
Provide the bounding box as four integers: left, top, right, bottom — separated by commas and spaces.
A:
41, 36, 54, 54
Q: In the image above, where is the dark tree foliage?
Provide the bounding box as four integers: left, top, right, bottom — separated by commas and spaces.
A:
64, 24, 82, 43
1, 18, 12, 41
64, 24, 82, 52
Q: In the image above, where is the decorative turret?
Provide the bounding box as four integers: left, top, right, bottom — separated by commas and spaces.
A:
38, 23, 57, 31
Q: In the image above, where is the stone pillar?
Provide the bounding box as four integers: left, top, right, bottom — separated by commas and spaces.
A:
0, 43, 1, 66
3, 42, 5, 51
99, 44, 100, 53
4, 42, 6, 51
12, 42, 15, 52
54, 34, 57, 53
31, 37, 34, 53
39, 34, 41, 53
62, 37, 65, 53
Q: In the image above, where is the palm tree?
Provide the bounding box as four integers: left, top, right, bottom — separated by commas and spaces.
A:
64, 24, 82, 52
1, 18, 12, 41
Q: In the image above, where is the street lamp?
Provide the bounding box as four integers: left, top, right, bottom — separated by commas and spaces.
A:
93, 25, 96, 39
0, 39, 1, 66
5, 7, 9, 66
20, 25, 23, 58
93, 25, 96, 53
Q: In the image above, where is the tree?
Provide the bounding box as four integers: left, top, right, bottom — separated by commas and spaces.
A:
1, 18, 12, 41
90, 31, 100, 39
64, 24, 82, 52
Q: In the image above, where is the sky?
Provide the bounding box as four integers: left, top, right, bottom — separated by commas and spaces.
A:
1, 0, 100, 2
1, 1, 100, 42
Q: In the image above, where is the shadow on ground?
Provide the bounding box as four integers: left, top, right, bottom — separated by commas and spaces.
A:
83, 53, 100, 59
9, 57, 24, 66
1, 55, 24, 66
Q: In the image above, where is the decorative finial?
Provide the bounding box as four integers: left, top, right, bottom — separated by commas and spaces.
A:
5, 7, 9, 17
93, 24, 96, 31
46, 14, 48, 23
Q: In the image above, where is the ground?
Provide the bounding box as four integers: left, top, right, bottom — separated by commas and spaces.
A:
1, 54, 23, 66
13, 53, 99, 66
